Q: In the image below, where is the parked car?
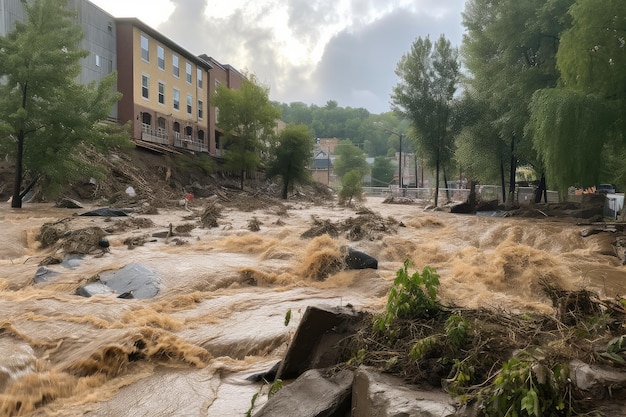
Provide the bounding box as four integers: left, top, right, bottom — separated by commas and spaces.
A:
597, 184, 617, 194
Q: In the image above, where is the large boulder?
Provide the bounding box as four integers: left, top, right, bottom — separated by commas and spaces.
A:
98, 263, 160, 298
253, 369, 353, 417
276, 305, 364, 380
344, 248, 378, 270
352, 367, 463, 417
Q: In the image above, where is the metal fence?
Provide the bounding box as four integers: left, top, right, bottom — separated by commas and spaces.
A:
362, 186, 560, 205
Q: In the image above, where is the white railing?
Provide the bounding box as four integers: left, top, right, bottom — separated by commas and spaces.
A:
362, 186, 561, 205
141, 124, 169, 145
174, 135, 208, 153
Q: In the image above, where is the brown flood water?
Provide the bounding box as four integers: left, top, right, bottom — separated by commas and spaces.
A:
1, 197, 626, 416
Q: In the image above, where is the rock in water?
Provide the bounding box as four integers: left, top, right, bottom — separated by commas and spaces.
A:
344, 248, 378, 270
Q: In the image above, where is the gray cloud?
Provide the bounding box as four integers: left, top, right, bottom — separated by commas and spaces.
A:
310, 5, 464, 113
156, 0, 465, 114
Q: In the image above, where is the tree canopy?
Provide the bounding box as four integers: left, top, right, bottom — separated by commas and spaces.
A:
528, 0, 626, 193
213, 74, 280, 189
333, 139, 369, 179
461, 0, 574, 200
0, 0, 129, 207
391, 34, 460, 206
266, 124, 314, 199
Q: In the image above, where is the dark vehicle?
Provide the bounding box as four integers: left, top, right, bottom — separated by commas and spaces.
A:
597, 184, 617, 194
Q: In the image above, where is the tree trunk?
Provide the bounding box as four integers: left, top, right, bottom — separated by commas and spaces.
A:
240, 169, 245, 190
468, 180, 477, 208
434, 156, 440, 207
508, 134, 517, 204
500, 158, 506, 203
11, 130, 25, 208
281, 177, 289, 199
11, 82, 28, 209
443, 168, 450, 201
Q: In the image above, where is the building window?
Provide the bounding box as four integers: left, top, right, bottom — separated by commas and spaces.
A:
95, 54, 101, 67
215, 79, 221, 92
186, 62, 192, 84
141, 34, 149, 61
173, 55, 179, 77
186, 94, 192, 115
142, 75, 149, 99
157, 45, 165, 70
158, 82, 165, 104
173, 88, 180, 110
198, 100, 203, 119
197, 68, 203, 88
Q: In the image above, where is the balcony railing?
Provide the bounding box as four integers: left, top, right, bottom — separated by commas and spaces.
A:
141, 124, 169, 145
174, 134, 208, 153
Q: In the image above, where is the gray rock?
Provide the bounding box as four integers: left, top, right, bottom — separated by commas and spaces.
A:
76, 282, 116, 297
99, 263, 160, 298
253, 369, 353, 417
570, 359, 626, 393
34, 267, 60, 283
56, 198, 83, 209
276, 305, 364, 380
352, 367, 461, 417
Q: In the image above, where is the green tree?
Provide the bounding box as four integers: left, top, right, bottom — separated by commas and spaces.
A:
333, 139, 369, 179
391, 35, 460, 206
212, 74, 280, 190
339, 169, 364, 206
0, 0, 129, 208
370, 156, 395, 186
462, 0, 573, 201
266, 124, 314, 199
528, 0, 626, 194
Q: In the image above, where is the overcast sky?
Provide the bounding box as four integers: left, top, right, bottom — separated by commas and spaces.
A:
90, 0, 466, 114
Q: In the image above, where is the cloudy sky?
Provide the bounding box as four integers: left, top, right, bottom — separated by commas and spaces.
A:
90, 0, 466, 114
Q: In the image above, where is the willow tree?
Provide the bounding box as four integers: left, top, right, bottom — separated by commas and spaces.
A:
0, 0, 129, 208
391, 35, 459, 206
212, 74, 280, 190
462, 0, 573, 201
528, 0, 626, 194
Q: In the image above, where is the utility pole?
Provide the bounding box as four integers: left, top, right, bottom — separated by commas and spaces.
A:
398, 133, 403, 190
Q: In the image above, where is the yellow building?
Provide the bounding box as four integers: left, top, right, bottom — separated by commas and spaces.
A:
116, 19, 212, 153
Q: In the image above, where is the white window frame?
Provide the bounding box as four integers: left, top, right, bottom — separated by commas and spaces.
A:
186, 62, 192, 84
198, 100, 203, 119
173, 55, 180, 78
141, 34, 149, 62
141, 74, 149, 99
158, 81, 165, 105
197, 68, 203, 88
173, 88, 180, 110
186, 94, 192, 115
157, 45, 165, 70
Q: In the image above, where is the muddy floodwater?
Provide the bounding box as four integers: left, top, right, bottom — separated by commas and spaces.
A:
1, 196, 626, 416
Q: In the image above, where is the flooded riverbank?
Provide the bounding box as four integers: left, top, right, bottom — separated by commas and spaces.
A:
1, 196, 625, 416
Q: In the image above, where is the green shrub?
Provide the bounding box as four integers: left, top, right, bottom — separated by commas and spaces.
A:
374, 260, 440, 332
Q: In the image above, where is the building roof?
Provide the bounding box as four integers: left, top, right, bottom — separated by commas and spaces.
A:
198, 54, 246, 79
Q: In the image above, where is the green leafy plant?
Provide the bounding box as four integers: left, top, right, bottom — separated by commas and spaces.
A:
444, 315, 469, 351
268, 379, 283, 397
409, 335, 438, 360
478, 357, 570, 417
601, 335, 626, 364
284, 309, 292, 327
245, 379, 285, 416
374, 260, 440, 332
